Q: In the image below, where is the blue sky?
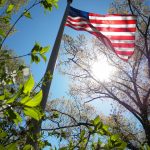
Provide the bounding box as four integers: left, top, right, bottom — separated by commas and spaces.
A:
5, 0, 114, 114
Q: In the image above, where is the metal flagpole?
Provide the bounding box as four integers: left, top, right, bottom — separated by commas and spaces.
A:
41, 0, 72, 110
29, 1, 73, 149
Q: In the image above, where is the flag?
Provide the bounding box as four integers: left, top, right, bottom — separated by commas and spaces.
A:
65, 7, 137, 61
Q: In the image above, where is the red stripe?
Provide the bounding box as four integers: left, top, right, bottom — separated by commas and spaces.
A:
90, 20, 136, 24
115, 50, 134, 56
66, 20, 90, 28
112, 43, 135, 48
106, 35, 135, 40
91, 33, 135, 40
95, 27, 136, 32
67, 16, 87, 22
65, 24, 88, 32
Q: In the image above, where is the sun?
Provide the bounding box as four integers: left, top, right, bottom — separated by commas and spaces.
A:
91, 58, 115, 82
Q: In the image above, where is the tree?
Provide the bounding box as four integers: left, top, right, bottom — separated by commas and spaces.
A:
58, 1, 150, 145
0, 0, 29, 43
0, 49, 28, 87
45, 98, 96, 144
42, 98, 127, 149
100, 111, 145, 149
0, 0, 58, 149
60, 29, 150, 145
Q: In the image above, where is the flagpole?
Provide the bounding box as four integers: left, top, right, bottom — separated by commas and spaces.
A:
41, 0, 72, 110
29, 1, 72, 149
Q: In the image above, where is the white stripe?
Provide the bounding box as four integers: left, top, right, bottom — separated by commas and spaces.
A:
101, 32, 135, 36
66, 23, 135, 36
110, 40, 135, 43
68, 16, 136, 20
91, 23, 136, 28
114, 47, 134, 51
67, 20, 136, 28
89, 16, 136, 20
68, 16, 85, 20
117, 54, 129, 59
67, 20, 89, 25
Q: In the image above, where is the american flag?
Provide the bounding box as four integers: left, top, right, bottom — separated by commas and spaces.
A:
65, 7, 137, 61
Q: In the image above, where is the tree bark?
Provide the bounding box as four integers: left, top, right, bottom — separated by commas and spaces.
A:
142, 119, 150, 145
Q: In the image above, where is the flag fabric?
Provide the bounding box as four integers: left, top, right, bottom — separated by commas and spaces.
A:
65, 7, 137, 61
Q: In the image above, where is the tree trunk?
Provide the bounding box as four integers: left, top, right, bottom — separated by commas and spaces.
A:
143, 123, 150, 145
142, 115, 150, 146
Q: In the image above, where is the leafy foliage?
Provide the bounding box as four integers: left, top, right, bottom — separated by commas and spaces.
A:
56, 115, 127, 150
0, 1, 53, 148
41, 0, 58, 11
23, 10, 32, 19
0, 74, 43, 148
31, 43, 50, 64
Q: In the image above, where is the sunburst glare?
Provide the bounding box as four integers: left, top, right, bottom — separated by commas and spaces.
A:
91, 57, 116, 82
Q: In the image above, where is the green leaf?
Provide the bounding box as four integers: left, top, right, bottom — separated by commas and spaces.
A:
13, 112, 22, 125
59, 147, 67, 150
93, 116, 101, 125
0, 0, 5, 6
0, 28, 5, 37
142, 144, 150, 150
31, 55, 40, 64
114, 141, 127, 149
20, 96, 30, 104
18, 65, 26, 71
23, 144, 34, 150
23, 90, 42, 107
5, 109, 22, 125
53, 2, 58, 9
6, 143, 17, 150
40, 54, 47, 62
2, 16, 10, 24
6, 97, 15, 104
24, 107, 42, 120
40, 45, 50, 54
80, 130, 85, 139
31, 43, 41, 54
5, 78, 13, 85
0, 145, 5, 150
24, 11, 32, 19
6, 4, 14, 14
101, 125, 110, 135
34, 55, 40, 64
6, 92, 20, 104
119, 142, 127, 149
0, 130, 7, 139
88, 127, 93, 132
31, 54, 35, 63
41, 0, 58, 11
52, 111, 59, 118
0, 95, 5, 100
23, 75, 34, 94
4, 89, 11, 98
102, 125, 109, 132
111, 134, 119, 142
